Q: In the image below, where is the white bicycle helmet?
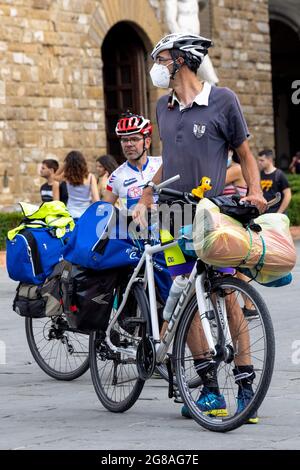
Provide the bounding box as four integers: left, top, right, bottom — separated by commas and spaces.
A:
151, 33, 212, 62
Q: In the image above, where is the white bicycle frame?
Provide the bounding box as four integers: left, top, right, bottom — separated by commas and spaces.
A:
105, 172, 236, 366
105, 237, 233, 365
104, 173, 279, 376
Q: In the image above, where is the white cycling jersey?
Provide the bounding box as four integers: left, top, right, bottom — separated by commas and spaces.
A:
107, 156, 162, 211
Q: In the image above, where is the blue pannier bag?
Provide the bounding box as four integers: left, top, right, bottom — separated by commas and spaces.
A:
63, 202, 140, 270
262, 273, 292, 287
6, 227, 69, 285
6, 200, 74, 285
238, 267, 292, 287
63, 202, 173, 300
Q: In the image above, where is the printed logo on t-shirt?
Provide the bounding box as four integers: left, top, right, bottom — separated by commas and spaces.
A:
127, 186, 143, 198
193, 123, 206, 139
261, 180, 273, 191
123, 178, 138, 187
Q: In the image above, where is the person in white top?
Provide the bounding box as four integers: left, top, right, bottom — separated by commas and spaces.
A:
104, 112, 162, 212
57, 150, 99, 219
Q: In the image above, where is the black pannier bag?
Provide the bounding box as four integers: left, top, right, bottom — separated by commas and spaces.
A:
13, 283, 46, 318
12, 260, 70, 319
61, 263, 120, 332
39, 260, 70, 317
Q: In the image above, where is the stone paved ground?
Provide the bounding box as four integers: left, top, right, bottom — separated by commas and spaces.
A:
0, 242, 299, 450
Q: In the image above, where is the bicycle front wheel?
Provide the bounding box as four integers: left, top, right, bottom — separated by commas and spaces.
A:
25, 315, 89, 381
174, 277, 275, 432
89, 282, 150, 413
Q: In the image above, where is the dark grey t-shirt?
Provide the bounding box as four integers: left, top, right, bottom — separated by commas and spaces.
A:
156, 85, 249, 196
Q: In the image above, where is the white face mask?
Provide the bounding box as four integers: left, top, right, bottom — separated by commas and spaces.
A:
150, 63, 172, 89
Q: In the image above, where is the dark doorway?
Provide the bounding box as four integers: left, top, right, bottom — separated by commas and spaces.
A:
270, 19, 300, 169
102, 23, 149, 163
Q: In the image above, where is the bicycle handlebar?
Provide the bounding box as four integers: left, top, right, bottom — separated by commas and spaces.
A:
154, 176, 281, 211
154, 174, 180, 191
158, 187, 198, 205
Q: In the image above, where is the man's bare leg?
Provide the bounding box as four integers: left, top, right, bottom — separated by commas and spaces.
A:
226, 293, 251, 366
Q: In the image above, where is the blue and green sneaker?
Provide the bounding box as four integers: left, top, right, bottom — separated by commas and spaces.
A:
237, 388, 259, 424
181, 386, 228, 418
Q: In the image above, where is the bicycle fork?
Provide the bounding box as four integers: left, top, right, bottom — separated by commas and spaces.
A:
195, 275, 233, 361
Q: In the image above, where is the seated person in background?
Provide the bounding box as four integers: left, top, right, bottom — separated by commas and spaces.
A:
95, 154, 118, 199
258, 149, 291, 214
40, 159, 68, 205
56, 151, 99, 220
223, 148, 247, 197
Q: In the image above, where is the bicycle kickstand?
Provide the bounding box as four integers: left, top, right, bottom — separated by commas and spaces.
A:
166, 354, 183, 403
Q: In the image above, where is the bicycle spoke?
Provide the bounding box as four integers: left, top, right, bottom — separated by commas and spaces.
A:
174, 277, 275, 432
90, 285, 147, 412
26, 315, 89, 379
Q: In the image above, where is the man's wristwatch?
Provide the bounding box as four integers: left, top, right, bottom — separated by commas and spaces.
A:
143, 181, 156, 192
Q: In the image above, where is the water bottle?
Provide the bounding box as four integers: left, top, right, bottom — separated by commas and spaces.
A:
163, 275, 188, 321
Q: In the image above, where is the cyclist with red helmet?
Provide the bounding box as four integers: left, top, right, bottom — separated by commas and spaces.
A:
104, 112, 162, 211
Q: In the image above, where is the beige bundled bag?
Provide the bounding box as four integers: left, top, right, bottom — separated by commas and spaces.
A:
192, 199, 297, 284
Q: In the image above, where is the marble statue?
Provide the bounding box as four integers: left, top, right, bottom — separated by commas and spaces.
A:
164, 0, 219, 84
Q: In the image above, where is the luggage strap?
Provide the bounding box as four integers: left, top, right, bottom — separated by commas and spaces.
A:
235, 228, 266, 282
235, 226, 253, 268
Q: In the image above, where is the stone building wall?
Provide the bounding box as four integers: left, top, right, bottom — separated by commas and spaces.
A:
0, 0, 275, 208
0, 0, 102, 206
209, 0, 274, 153
0, 0, 163, 207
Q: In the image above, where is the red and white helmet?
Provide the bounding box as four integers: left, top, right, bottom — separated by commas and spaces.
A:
115, 112, 152, 137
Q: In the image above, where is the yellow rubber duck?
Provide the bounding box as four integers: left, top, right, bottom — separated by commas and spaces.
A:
191, 176, 212, 199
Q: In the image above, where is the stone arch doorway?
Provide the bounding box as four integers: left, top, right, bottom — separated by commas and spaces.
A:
102, 22, 149, 162
88, 0, 164, 160
270, 19, 300, 169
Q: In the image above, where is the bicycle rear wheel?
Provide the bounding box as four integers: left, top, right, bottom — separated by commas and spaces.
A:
89, 282, 150, 413
25, 314, 89, 380
174, 277, 275, 432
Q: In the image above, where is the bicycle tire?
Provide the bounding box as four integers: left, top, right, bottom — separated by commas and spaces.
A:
174, 277, 275, 432
89, 282, 150, 413
25, 315, 90, 381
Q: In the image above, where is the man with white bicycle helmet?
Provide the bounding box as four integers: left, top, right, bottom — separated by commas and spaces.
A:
134, 32, 266, 208
133, 32, 266, 423
150, 32, 211, 87
104, 111, 161, 211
